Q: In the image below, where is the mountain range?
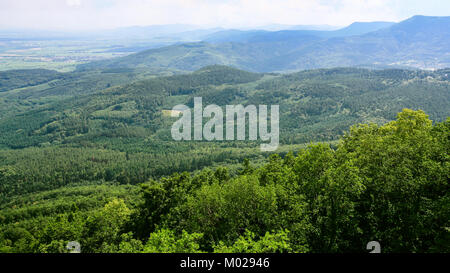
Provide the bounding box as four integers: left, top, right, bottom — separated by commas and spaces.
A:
202, 21, 395, 43
77, 16, 450, 72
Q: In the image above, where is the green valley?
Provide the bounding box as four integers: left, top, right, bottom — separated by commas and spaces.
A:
0, 64, 448, 253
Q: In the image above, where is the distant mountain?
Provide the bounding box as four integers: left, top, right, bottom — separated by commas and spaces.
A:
250, 24, 339, 31
289, 15, 450, 71
203, 29, 325, 44
203, 21, 394, 43
325, 21, 395, 37
77, 16, 450, 72
202, 30, 269, 43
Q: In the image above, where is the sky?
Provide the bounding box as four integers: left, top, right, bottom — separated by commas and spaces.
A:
0, 0, 449, 30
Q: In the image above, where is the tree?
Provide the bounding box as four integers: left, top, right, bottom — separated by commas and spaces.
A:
214, 230, 294, 253
143, 229, 203, 253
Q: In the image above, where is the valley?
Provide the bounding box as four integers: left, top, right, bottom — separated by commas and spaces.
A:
0, 14, 449, 254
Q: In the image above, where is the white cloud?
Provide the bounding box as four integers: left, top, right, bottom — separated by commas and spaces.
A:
66, 0, 81, 7
93, 0, 400, 28
0, 0, 448, 30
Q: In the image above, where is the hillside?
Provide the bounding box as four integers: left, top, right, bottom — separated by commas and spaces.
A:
0, 63, 449, 253
77, 16, 450, 72
0, 109, 448, 254
0, 65, 449, 196
0, 69, 63, 92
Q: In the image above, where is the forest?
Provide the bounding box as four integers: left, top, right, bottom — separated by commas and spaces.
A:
0, 109, 448, 253
0, 65, 448, 253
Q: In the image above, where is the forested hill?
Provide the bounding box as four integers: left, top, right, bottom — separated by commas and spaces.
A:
0, 63, 449, 253
0, 109, 448, 253
0, 65, 448, 199
0, 69, 63, 92
0, 66, 449, 151
77, 16, 450, 72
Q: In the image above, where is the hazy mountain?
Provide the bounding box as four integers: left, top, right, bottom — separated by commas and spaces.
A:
77, 16, 450, 72
325, 21, 394, 36
251, 24, 339, 31
203, 21, 394, 43
0, 21, 391, 42
202, 30, 269, 43
285, 15, 450, 71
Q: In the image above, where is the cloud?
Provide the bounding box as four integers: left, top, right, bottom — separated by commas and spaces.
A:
0, 0, 448, 30
90, 0, 400, 28
66, 0, 81, 7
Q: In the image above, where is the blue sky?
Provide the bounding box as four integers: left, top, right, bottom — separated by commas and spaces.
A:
393, 0, 448, 18
0, 0, 449, 30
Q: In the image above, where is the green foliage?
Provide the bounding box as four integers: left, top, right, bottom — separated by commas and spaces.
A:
1, 67, 448, 152
130, 109, 448, 253
0, 60, 448, 254
0, 67, 448, 204
143, 229, 203, 253
1, 109, 448, 253
214, 230, 295, 253
80, 199, 133, 253
0, 69, 62, 92
338, 109, 449, 252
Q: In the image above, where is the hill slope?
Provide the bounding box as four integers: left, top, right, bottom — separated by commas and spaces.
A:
0, 66, 448, 254
77, 16, 450, 72
0, 65, 448, 161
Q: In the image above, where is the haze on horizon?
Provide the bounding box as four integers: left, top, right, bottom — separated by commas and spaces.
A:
0, 0, 449, 31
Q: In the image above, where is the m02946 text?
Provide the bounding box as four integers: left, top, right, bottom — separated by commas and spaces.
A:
179, 257, 270, 271
224, 257, 270, 268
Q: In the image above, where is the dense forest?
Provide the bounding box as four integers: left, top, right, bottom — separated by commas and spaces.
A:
0, 65, 448, 253
0, 109, 448, 253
